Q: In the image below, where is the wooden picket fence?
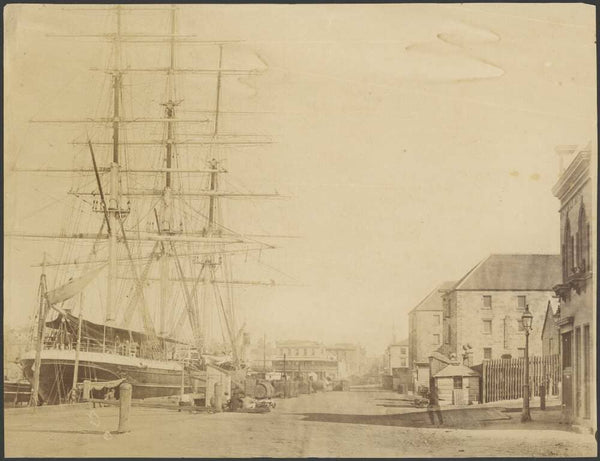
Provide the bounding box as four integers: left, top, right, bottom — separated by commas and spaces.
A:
481, 355, 560, 403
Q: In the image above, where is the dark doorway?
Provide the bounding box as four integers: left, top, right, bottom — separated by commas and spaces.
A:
561, 331, 573, 410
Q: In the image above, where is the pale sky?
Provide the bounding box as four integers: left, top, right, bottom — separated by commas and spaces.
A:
4, 4, 597, 355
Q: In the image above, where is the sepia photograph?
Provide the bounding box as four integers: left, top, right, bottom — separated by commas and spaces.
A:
3, 3, 597, 457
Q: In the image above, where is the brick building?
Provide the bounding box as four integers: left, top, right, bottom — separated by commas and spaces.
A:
440, 254, 561, 366
551, 143, 595, 429
408, 281, 455, 390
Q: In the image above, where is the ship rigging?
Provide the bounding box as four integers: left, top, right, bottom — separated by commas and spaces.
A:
10, 5, 290, 405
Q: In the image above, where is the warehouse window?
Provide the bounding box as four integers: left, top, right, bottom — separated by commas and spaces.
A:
453, 377, 463, 389
483, 348, 492, 360
433, 334, 440, 345
483, 320, 492, 334
517, 296, 526, 309
483, 295, 492, 309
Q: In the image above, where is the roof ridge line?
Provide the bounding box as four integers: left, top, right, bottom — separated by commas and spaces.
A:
454, 255, 490, 291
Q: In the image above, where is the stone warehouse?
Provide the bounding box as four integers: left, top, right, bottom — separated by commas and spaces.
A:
439, 254, 561, 366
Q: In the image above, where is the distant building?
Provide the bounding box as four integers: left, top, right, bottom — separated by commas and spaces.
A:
440, 254, 561, 366
541, 301, 560, 357
383, 339, 411, 393
272, 340, 338, 381
408, 281, 455, 391
243, 337, 277, 371
551, 143, 595, 428
326, 343, 366, 379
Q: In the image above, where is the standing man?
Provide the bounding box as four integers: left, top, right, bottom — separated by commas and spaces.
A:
427, 381, 444, 426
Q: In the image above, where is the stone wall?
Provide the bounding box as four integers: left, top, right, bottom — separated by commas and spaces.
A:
409, 310, 443, 364
448, 290, 554, 365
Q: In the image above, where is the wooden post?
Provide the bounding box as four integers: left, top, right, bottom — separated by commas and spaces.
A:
214, 382, 223, 412
283, 353, 287, 399
540, 384, 546, 410
117, 382, 132, 433
482, 360, 488, 403
180, 365, 185, 399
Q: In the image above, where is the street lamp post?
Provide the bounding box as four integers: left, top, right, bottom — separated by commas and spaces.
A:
521, 304, 533, 422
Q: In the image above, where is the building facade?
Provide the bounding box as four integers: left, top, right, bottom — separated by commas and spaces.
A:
383, 340, 411, 392
440, 254, 561, 366
408, 281, 454, 387
551, 144, 595, 428
326, 343, 366, 379
272, 340, 339, 380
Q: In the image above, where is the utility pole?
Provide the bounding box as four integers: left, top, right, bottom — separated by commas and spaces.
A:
283, 353, 287, 399
263, 333, 266, 373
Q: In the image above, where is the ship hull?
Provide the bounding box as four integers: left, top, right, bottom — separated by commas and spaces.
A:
4, 380, 32, 406
21, 349, 205, 405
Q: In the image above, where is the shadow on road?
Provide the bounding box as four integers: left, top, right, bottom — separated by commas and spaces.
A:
298, 406, 578, 433
298, 406, 571, 430
375, 397, 415, 408
5, 428, 109, 435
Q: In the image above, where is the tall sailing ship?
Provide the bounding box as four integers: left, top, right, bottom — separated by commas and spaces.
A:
12, 5, 285, 405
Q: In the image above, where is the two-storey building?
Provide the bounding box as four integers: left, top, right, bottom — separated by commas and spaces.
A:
272, 340, 338, 381
440, 254, 561, 366
551, 143, 595, 429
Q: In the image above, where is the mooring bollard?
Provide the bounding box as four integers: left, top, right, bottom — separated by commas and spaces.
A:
214, 382, 223, 412
540, 384, 546, 411
117, 383, 132, 433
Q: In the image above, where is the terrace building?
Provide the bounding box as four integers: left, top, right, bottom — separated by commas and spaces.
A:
551, 143, 595, 429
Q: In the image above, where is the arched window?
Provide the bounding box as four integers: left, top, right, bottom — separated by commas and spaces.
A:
563, 217, 571, 279
578, 204, 588, 271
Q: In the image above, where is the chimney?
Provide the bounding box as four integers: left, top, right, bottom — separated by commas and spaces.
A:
461, 347, 473, 367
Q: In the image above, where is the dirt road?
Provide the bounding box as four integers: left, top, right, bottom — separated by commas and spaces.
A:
5, 389, 597, 457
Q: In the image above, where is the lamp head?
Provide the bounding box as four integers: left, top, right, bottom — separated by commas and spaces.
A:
521, 304, 533, 330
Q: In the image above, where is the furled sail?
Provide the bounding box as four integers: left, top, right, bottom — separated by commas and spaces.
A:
46, 265, 107, 305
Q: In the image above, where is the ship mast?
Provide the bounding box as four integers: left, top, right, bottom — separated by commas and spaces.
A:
29, 254, 48, 407
106, 5, 123, 324
11, 5, 289, 372
159, 5, 178, 337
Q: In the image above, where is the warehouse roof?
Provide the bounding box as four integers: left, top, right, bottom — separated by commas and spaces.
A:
451, 254, 561, 291
408, 281, 455, 315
